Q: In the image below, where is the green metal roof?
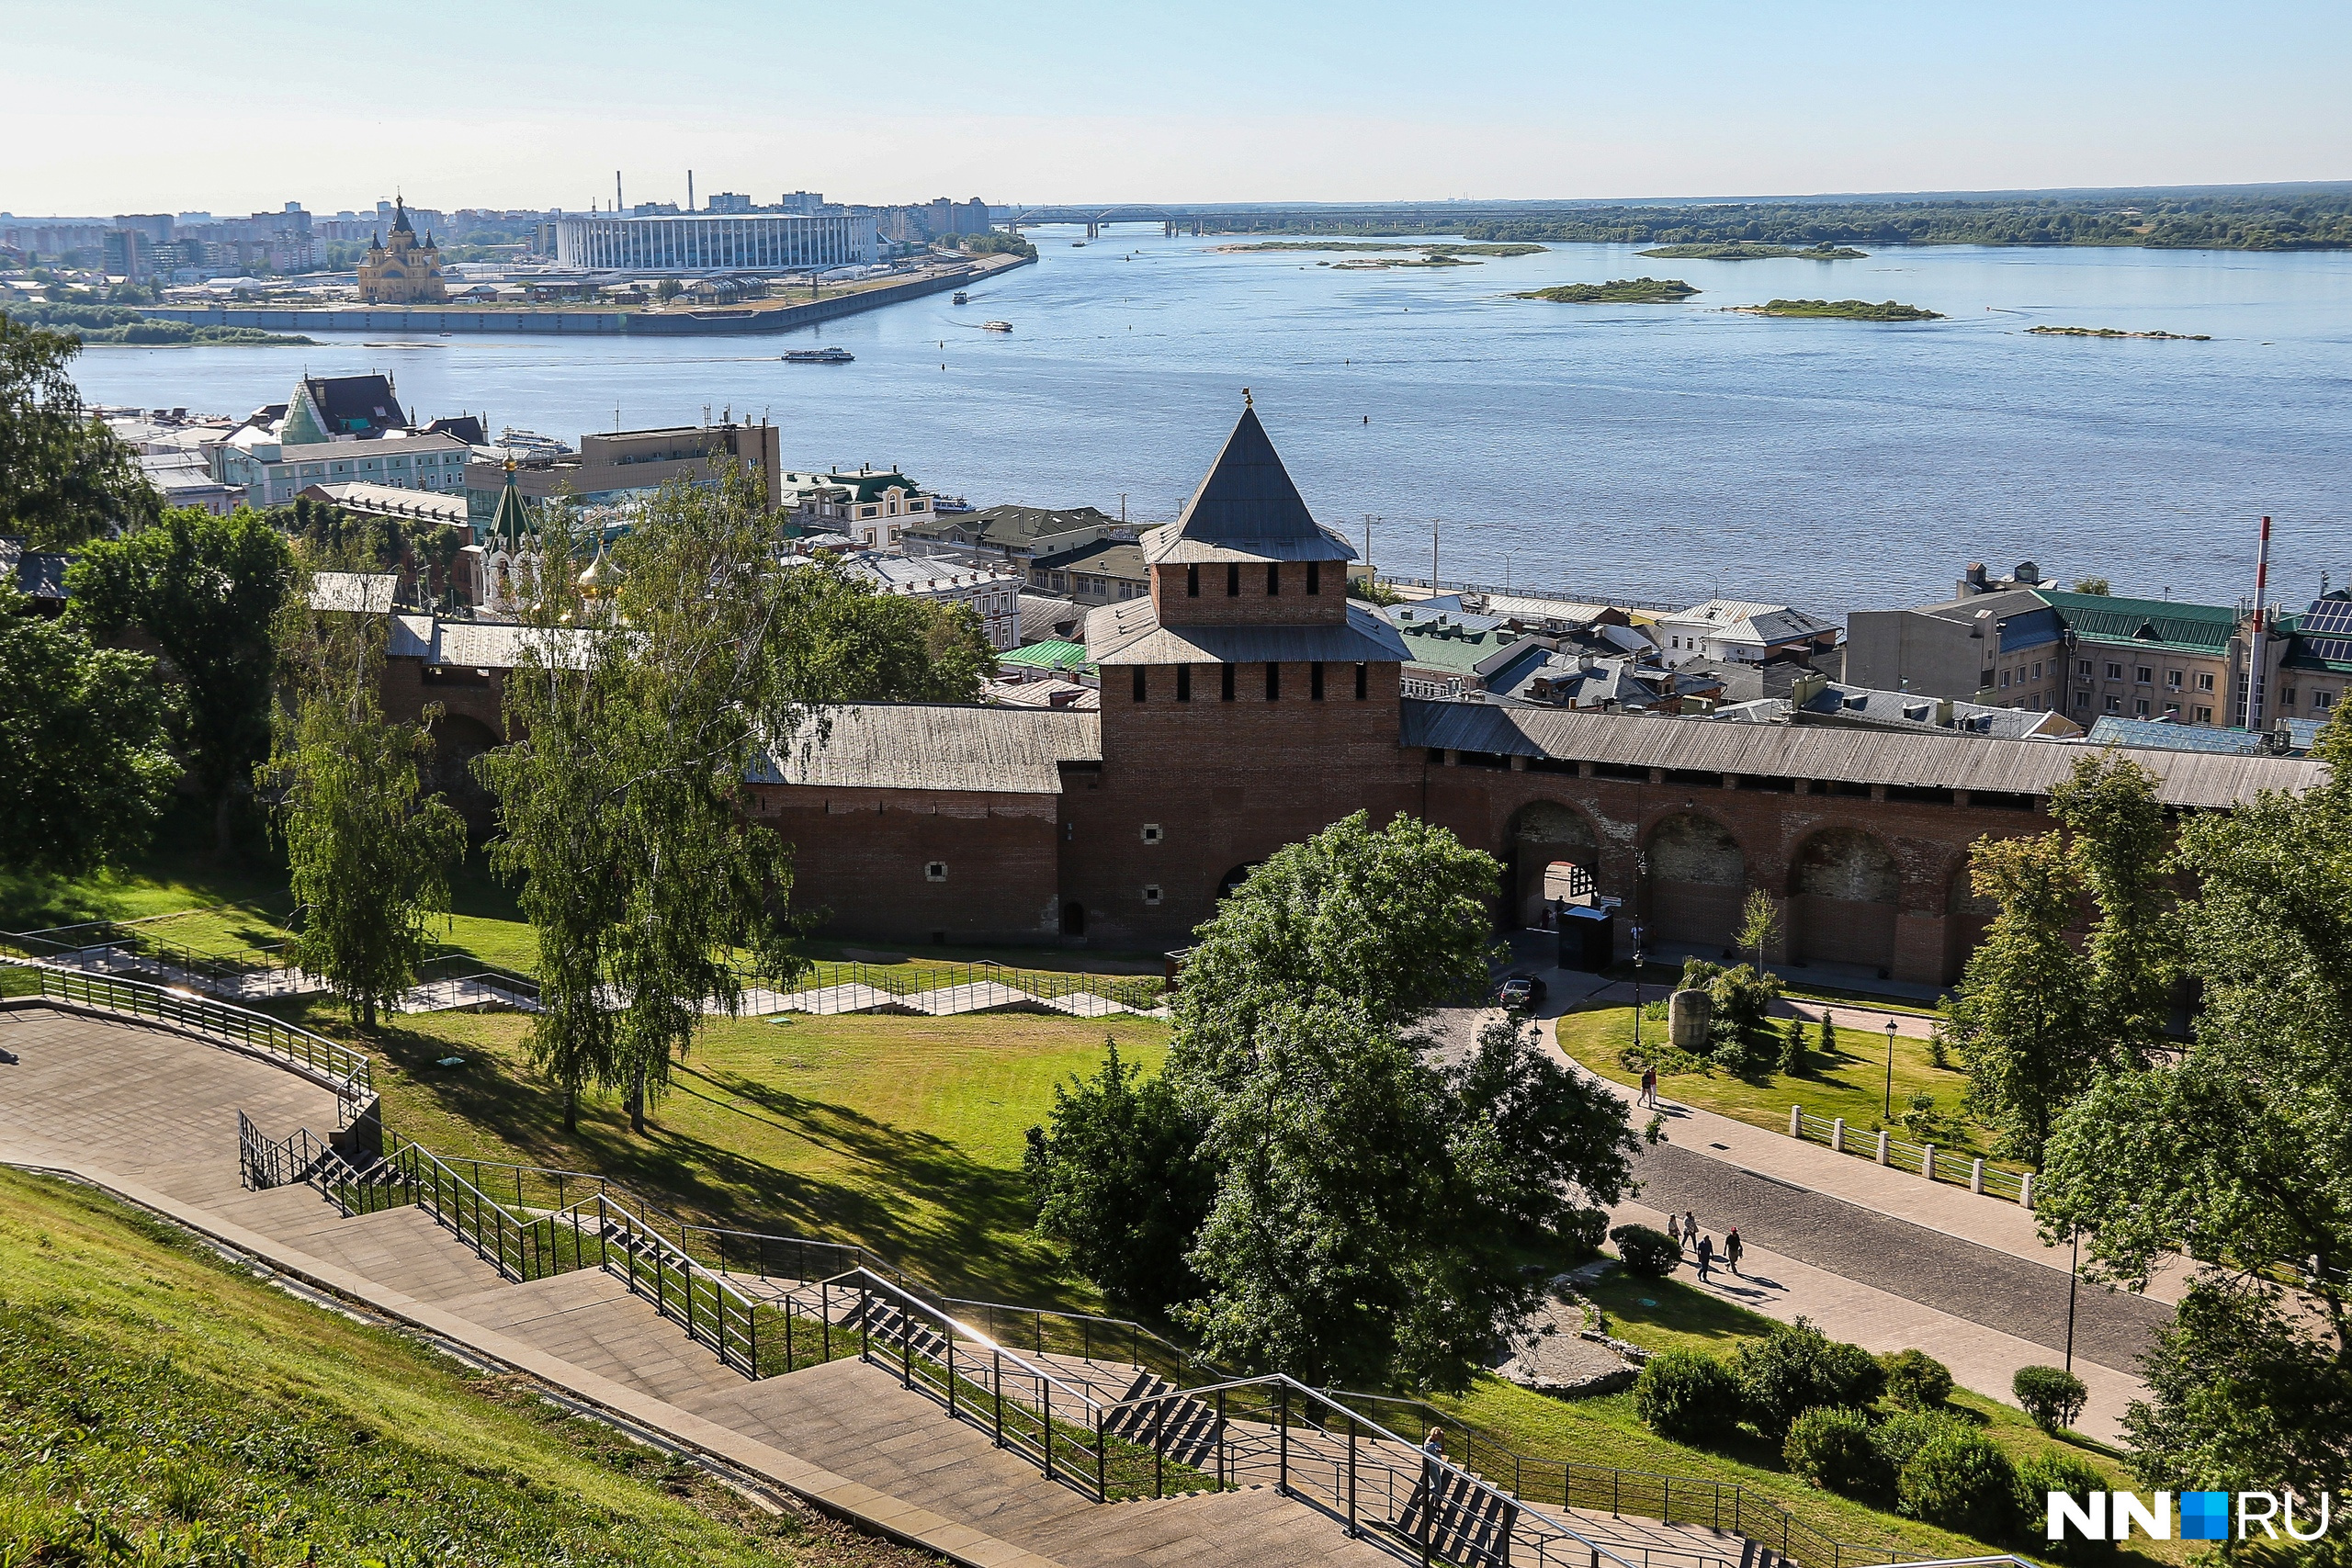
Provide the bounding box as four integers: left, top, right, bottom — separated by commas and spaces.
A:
1394, 617, 1517, 677
999, 639, 1095, 674
2038, 589, 2236, 655
828, 470, 920, 503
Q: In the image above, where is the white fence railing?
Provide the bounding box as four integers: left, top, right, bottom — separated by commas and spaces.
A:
1787, 1106, 2033, 1207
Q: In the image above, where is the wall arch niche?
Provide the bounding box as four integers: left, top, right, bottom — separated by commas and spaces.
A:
1642, 814, 1745, 951
1788, 826, 1902, 974
1508, 800, 1600, 927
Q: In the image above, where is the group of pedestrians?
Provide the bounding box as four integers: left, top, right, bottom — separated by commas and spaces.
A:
1674, 1210, 1742, 1281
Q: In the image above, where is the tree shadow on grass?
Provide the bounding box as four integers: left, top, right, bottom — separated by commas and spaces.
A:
351, 1011, 1078, 1306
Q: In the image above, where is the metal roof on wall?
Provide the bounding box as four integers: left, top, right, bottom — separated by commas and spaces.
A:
1400, 700, 2324, 807
757, 704, 1101, 795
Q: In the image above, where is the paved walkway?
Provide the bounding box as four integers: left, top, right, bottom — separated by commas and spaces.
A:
1508, 995, 2179, 1441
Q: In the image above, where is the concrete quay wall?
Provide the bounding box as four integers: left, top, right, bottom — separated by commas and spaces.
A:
140, 255, 1029, 338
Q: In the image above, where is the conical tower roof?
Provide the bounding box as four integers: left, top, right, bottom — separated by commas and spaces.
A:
487, 461, 533, 548
1144, 398, 1353, 565
391, 196, 413, 234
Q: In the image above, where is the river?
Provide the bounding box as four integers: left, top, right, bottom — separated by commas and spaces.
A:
66, 231, 2352, 612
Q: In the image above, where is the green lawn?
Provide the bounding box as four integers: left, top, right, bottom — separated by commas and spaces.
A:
1559, 1005, 2001, 1159
277, 997, 1166, 1307
1423, 1266, 2177, 1568
0, 1168, 924, 1568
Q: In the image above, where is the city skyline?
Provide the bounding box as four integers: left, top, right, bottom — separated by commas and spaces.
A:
4, 0, 2347, 214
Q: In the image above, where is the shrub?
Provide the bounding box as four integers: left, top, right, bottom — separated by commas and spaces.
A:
1783, 1406, 1888, 1495
1896, 1426, 2018, 1540
1871, 1408, 1967, 1475
2015, 1451, 2117, 1562
1634, 1350, 1743, 1444
2012, 1365, 2088, 1433
1734, 1317, 1887, 1438
1707, 964, 1782, 1074
1881, 1348, 1954, 1412
1556, 1207, 1608, 1259
1610, 1223, 1683, 1279
1778, 1016, 1806, 1075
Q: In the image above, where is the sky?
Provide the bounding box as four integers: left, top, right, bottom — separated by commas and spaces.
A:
3, 0, 2347, 216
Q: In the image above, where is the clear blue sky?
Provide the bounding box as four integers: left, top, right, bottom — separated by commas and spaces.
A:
4, 0, 2346, 214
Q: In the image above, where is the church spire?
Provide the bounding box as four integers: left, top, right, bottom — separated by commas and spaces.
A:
1147, 399, 1352, 562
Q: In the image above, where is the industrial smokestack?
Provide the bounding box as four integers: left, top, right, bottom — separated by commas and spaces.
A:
688, 171, 695, 212
2247, 514, 2273, 726
616, 171, 623, 214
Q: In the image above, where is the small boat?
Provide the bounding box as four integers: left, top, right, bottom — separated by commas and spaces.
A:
1071, 241, 1086, 247
782, 346, 854, 363
952, 290, 968, 304
981, 321, 1012, 333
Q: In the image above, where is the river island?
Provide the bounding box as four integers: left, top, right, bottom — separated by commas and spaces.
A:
1637, 243, 1868, 261
5, 302, 314, 346
2027, 325, 2211, 340
1214, 242, 1547, 258
1728, 299, 1943, 321
1513, 277, 1699, 304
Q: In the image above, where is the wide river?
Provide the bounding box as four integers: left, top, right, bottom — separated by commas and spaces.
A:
70, 231, 2352, 612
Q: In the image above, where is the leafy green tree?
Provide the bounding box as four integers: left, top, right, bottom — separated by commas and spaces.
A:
1170, 810, 1497, 1091
2048, 750, 2175, 1062
0, 311, 159, 547
775, 560, 996, 704
1735, 886, 1781, 973
1943, 834, 2100, 1162
2070, 578, 2110, 595
2037, 709, 2352, 1501
68, 508, 296, 858
1023, 1041, 1210, 1314
479, 468, 809, 1134
1168, 818, 1633, 1389
0, 584, 175, 876
263, 588, 465, 1030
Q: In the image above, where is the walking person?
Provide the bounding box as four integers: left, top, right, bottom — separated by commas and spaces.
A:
1724, 1225, 1744, 1277
1639, 1066, 1658, 1108
1406, 1426, 1448, 1519
1682, 1211, 1699, 1249
1695, 1233, 1714, 1282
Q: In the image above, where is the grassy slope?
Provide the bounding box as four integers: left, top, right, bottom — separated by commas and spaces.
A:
0, 1168, 923, 1568
1559, 1005, 2000, 1159
284, 998, 1168, 1306
1428, 1267, 2176, 1568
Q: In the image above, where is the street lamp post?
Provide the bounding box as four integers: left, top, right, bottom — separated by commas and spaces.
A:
2064, 1225, 2080, 1373
1883, 1018, 1898, 1120
1631, 925, 1645, 1052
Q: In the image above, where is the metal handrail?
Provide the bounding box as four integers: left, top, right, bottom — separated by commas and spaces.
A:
1106, 1372, 1671, 1568
1303, 1387, 1909, 1568
13, 959, 373, 1109
828, 1266, 1107, 1415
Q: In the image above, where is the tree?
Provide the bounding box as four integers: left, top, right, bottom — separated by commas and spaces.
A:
1944, 834, 2101, 1162
0, 310, 159, 547
0, 584, 175, 877
2047, 750, 2175, 1064
2070, 578, 2111, 595
1182, 1006, 1633, 1390
2036, 708, 2352, 1501
68, 508, 296, 858
478, 468, 809, 1134
1735, 886, 1781, 973
1167, 817, 1634, 1389
1023, 1041, 1211, 1314
263, 587, 466, 1030
1170, 810, 1498, 1096
774, 559, 996, 704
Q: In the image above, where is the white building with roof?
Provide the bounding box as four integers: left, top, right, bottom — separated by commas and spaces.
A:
828, 549, 1023, 650
1652, 598, 1842, 667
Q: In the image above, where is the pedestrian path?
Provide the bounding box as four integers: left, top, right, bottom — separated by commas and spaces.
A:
1532, 1001, 2175, 1442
